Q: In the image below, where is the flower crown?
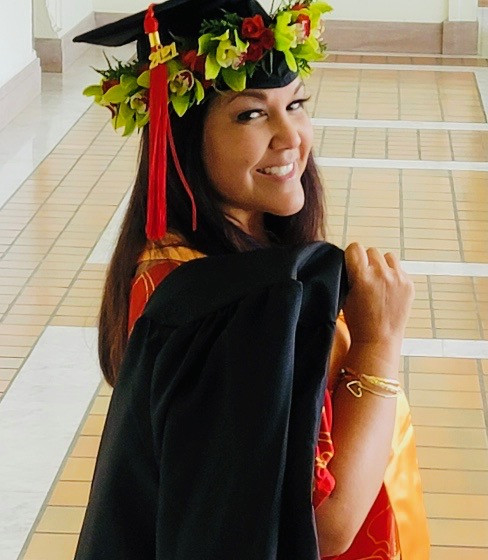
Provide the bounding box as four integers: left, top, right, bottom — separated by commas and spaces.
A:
83, 1, 332, 136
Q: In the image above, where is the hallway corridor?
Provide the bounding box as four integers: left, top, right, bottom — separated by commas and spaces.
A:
0, 47, 487, 559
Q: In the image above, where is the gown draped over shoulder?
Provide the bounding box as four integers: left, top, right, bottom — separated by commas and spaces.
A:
129, 234, 430, 560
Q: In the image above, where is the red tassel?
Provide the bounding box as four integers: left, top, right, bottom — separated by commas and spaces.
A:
144, 4, 168, 241
146, 63, 168, 240
143, 3, 198, 240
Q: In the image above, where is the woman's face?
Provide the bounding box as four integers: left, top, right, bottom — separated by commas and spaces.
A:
202, 77, 313, 237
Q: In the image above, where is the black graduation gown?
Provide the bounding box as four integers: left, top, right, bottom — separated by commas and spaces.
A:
74, 241, 348, 560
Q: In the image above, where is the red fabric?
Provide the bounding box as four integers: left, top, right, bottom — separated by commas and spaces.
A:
143, 3, 159, 34
146, 62, 169, 241
128, 259, 397, 559
144, 3, 169, 241
128, 260, 181, 335
315, 386, 398, 559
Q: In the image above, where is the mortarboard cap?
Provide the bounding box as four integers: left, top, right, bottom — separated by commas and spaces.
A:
74, 1, 332, 240
74, 0, 297, 89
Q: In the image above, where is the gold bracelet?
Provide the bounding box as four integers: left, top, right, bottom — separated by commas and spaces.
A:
339, 368, 401, 399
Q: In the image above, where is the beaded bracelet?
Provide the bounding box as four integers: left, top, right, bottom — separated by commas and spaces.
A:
338, 367, 401, 399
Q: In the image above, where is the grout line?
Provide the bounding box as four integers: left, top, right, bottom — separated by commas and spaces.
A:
0, 126, 130, 405
427, 276, 437, 339
474, 69, 488, 122
316, 157, 488, 171
436, 71, 446, 123
402, 339, 488, 359
449, 172, 466, 262
402, 262, 488, 277
403, 355, 410, 399
341, 168, 353, 248
313, 62, 487, 73
0, 327, 100, 560
311, 118, 488, 131
448, 130, 456, 162
326, 51, 487, 60
0, 107, 93, 212
16, 378, 104, 559
399, 169, 405, 261
476, 358, 488, 443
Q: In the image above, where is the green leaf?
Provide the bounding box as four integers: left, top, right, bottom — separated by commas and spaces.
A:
194, 79, 205, 103
284, 49, 298, 72
211, 29, 230, 42
123, 116, 136, 137
311, 2, 333, 14
293, 39, 322, 62
119, 100, 134, 121
83, 84, 103, 97
103, 84, 127, 104
166, 58, 183, 80
234, 29, 248, 52
120, 74, 138, 94
205, 52, 221, 80
198, 33, 214, 55
137, 70, 150, 88
136, 112, 149, 128
171, 93, 191, 117
221, 67, 246, 91
112, 111, 125, 131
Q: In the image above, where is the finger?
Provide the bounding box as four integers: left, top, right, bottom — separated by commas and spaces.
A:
345, 242, 368, 273
366, 247, 388, 270
384, 252, 401, 271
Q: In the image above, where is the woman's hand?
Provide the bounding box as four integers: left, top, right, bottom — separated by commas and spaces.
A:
342, 243, 415, 376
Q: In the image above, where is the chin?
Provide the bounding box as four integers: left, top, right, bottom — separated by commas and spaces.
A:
268, 191, 305, 217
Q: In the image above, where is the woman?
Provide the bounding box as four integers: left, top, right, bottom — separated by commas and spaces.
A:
74, 1, 429, 558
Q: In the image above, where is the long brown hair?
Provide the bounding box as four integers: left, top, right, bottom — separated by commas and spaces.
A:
99, 94, 327, 386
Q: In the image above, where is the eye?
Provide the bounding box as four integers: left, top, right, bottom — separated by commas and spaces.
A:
237, 109, 265, 122
288, 96, 311, 111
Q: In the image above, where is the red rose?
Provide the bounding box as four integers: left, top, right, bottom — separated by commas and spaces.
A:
291, 2, 307, 10
245, 42, 264, 62
102, 78, 119, 94
257, 28, 275, 50
242, 14, 266, 39
296, 14, 311, 37
181, 49, 206, 76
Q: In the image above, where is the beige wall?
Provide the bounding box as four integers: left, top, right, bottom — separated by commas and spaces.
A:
0, 0, 36, 88
93, 0, 457, 24
34, 0, 93, 39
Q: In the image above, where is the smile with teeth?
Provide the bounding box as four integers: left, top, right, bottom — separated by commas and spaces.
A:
258, 162, 295, 177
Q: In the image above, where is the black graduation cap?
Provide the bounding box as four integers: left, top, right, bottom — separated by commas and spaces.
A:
73, 0, 297, 89
73, 1, 301, 242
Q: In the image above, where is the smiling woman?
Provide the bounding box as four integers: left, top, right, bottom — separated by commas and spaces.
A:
203, 79, 313, 241
72, 1, 429, 559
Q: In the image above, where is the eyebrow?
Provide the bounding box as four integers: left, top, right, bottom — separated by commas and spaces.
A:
226, 82, 305, 105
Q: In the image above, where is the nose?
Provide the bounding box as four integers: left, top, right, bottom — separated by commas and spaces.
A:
269, 113, 302, 151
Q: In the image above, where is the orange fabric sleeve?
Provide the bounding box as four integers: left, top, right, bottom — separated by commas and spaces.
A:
128, 260, 183, 335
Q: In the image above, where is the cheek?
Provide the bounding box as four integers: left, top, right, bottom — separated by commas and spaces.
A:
301, 119, 314, 156
204, 126, 262, 184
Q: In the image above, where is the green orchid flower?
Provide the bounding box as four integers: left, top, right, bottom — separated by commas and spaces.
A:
272, 11, 298, 72
169, 70, 196, 97
83, 84, 103, 104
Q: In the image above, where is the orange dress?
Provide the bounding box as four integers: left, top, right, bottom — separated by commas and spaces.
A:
129, 239, 430, 560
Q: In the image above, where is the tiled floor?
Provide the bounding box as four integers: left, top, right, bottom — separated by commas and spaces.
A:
0, 48, 487, 559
